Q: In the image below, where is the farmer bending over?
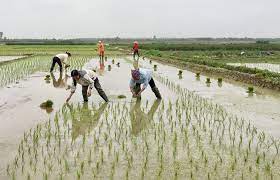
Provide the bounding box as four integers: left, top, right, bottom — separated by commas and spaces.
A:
50, 52, 71, 72
66, 69, 109, 102
130, 68, 162, 99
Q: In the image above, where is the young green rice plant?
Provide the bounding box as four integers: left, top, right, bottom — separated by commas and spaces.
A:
206, 78, 211, 84
247, 86, 255, 94
178, 70, 183, 76
6, 69, 280, 179
118, 95, 126, 99
154, 64, 158, 71
40, 100, 53, 108
45, 75, 50, 80
108, 65, 112, 71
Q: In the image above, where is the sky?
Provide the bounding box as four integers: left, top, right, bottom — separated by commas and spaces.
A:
0, 0, 279, 39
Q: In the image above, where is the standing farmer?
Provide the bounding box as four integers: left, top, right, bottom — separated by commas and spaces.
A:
98, 41, 105, 62
66, 69, 109, 102
50, 52, 71, 72
133, 41, 140, 60
130, 68, 162, 99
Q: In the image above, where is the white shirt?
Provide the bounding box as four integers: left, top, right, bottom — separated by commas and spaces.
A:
71, 70, 98, 93
129, 68, 153, 89
55, 53, 69, 63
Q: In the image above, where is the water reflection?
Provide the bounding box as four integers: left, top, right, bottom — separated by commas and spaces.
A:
97, 60, 105, 76
50, 72, 69, 88
130, 99, 161, 135
66, 102, 108, 140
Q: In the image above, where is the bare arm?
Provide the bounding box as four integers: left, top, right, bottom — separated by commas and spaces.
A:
66, 78, 77, 102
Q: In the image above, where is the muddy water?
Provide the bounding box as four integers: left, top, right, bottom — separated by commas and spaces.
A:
227, 63, 280, 73
135, 57, 280, 137
0, 58, 176, 177
0, 56, 26, 63
1, 56, 280, 178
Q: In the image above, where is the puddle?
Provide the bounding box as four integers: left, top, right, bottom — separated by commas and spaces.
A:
227, 63, 280, 73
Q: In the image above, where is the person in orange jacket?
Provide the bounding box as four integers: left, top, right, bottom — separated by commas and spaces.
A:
97, 40, 105, 62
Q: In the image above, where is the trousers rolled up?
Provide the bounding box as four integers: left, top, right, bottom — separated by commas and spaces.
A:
134, 78, 161, 99
50, 57, 62, 72
82, 78, 109, 102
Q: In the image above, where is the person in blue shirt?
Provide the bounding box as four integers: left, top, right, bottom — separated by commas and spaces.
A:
129, 68, 162, 99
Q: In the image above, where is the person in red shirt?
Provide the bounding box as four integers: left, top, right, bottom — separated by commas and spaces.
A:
133, 41, 140, 60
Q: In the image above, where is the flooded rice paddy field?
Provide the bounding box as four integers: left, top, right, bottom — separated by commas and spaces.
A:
139, 58, 280, 137
227, 63, 280, 73
0, 56, 280, 179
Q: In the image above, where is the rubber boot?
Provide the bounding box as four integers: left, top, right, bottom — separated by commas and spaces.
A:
152, 87, 162, 99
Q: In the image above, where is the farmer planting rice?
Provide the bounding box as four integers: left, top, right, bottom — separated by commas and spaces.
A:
130, 68, 162, 99
98, 40, 105, 62
132, 41, 140, 60
66, 69, 109, 102
50, 52, 71, 72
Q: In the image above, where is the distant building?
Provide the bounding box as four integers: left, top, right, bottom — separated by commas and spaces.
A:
153, 35, 157, 40
0, 32, 3, 39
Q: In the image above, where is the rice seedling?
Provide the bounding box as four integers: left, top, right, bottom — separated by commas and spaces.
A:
178, 70, 183, 76
118, 95, 126, 99
5, 59, 280, 179
154, 64, 158, 71
0, 55, 93, 88
206, 78, 211, 84
247, 87, 254, 93
44, 75, 50, 80
40, 100, 53, 108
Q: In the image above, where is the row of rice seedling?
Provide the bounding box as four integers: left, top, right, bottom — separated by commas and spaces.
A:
0, 55, 93, 87
7, 70, 280, 179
